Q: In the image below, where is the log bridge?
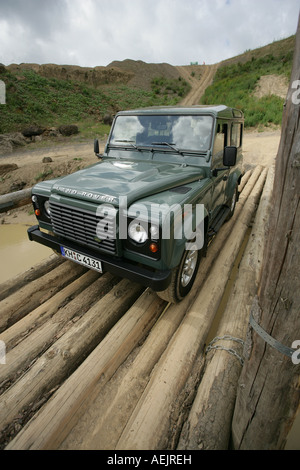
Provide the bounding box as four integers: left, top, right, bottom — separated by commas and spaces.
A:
0, 164, 274, 450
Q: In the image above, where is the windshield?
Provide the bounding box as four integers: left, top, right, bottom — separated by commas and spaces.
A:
109, 114, 213, 152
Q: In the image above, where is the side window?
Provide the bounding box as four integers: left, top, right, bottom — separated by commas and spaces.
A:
213, 123, 228, 156
231, 123, 242, 147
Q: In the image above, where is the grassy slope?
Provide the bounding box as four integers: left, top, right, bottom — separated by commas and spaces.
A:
201, 36, 295, 127
0, 69, 190, 135
0, 35, 295, 134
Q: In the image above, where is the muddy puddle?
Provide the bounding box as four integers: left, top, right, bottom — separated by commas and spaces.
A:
0, 224, 52, 284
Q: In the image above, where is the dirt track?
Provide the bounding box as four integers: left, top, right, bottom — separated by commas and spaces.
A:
177, 64, 219, 106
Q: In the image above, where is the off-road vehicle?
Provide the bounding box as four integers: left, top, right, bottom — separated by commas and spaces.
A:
28, 105, 244, 303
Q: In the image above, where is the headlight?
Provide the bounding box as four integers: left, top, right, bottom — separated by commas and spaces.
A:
44, 200, 51, 217
128, 221, 148, 244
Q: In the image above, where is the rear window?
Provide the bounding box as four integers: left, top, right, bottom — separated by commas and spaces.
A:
231, 123, 242, 147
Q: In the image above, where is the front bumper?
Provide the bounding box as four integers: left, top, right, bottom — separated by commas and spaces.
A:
27, 225, 171, 292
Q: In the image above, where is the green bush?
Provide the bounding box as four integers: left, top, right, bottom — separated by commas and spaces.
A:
150, 77, 191, 99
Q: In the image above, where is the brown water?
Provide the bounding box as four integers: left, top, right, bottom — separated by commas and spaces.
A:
0, 224, 52, 284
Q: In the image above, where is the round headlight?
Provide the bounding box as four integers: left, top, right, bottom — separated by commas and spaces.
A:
128, 221, 148, 244
44, 200, 51, 217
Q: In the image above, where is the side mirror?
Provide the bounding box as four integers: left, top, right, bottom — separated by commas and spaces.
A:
94, 138, 99, 154
223, 146, 237, 167
94, 139, 102, 159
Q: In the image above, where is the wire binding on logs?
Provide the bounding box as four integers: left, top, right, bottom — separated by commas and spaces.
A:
205, 335, 245, 366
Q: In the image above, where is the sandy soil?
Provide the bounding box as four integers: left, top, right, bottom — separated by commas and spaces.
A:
0, 128, 281, 226
0, 140, 99, 195
0, 139, 104, 225
254, 74, 289, 100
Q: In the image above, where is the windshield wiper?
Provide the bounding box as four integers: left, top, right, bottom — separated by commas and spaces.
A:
114, 140, 141, 151
151, 142, 184, 155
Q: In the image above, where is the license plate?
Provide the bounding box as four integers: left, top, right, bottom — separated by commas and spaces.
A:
60, 246, 102, 272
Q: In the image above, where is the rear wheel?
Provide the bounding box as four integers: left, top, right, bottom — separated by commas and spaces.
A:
157, 241, 201, 304
226, 185, 238, 220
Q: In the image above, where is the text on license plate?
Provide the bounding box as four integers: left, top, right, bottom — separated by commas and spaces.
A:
60, 246, 102, 272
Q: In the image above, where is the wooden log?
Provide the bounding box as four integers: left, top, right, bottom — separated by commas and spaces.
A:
115, 168, 268, 450
58, 168, 263, 449
177, 165, 274, 450
238, 168, 252, 193
0, 271, 118, 387
0, 254, 64, 301
6, 289, 165, 450
0, 188, 32, 212
0, 279, 143, 444
237, 166, 262, 204
0, 261, 86, 332
1, 271, 117, 351
232, 19, 300, 450
60, 296, 188, 449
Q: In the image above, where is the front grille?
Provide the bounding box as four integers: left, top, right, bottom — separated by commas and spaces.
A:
49, 201, 117, 255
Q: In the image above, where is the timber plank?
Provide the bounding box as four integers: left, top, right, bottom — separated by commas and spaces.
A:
0, 261, 86, 332
178, 166, 274, 450
115, 168, 267, 450
6, 289, 164, 449
0, 272, 119, 388
0, 279, 143, 443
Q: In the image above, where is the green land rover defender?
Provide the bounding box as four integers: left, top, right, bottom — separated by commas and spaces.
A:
28, 105, 244, 303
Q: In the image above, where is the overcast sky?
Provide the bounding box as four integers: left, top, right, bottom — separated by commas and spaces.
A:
0, 0, 299, 67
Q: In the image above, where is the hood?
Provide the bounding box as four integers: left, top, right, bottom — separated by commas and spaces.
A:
52, 159, 205, 206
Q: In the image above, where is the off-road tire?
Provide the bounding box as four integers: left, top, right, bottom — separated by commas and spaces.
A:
226, 185, 238, 221
157, 241, 201, 304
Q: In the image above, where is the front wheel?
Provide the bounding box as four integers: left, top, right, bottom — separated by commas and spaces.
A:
157, 241, 201, 304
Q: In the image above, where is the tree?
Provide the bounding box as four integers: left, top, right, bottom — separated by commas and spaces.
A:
231, 16, 300, 449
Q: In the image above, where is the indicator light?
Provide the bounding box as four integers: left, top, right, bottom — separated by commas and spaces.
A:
149, 242, 159, 253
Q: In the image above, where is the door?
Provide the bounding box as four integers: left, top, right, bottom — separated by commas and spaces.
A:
224, 121, 243, 202
210, 121, 228, 219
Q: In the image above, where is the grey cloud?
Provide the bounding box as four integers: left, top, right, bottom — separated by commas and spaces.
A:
0, 0, 67, 38
0, 0, 298, 67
